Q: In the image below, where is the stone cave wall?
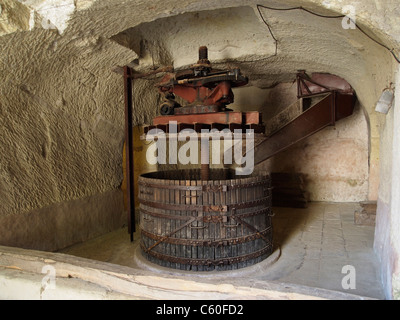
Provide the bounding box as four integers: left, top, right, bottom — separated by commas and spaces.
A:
0, 0, 399, 298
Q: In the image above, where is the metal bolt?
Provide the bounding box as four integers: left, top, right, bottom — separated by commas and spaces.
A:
199, 46, 208, 60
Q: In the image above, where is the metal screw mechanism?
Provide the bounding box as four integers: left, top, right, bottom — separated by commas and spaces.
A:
199, 46, 208, 60
194, 46, 212, 76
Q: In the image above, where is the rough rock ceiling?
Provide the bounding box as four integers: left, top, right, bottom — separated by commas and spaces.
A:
109, 4, 395, 93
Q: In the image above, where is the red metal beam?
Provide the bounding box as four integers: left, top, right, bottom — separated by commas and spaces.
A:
152, 111, 262, 126
253, 93, 339, 165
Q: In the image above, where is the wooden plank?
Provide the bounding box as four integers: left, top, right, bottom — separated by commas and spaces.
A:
190, 179, 197, 271
138, 179, 145, 261
150, 178, 157, 262
159, 178, 166, 267
223, 177, 231, 271
171, 180, 179, 270
185, 179, 191, 271
214, 179, 221, 271
175, 179, 183, 270
242, 177, 249, 269
220, 178, 227, 271
141, 178, 148, 264
153, 112, 246, 126
164, 178, 171, 269
230, 178, 237, 270
196, 179, 204, 271
150, 178, 158, 265
181, 178, 187, 270
179, 179, 185, 270
203, 180, 211, 271
254, 177, 262, 265
236, 178, 244, 269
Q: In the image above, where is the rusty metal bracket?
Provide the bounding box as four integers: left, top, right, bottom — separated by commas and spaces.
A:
202, 185, 228, 192
143, 217, 196, 254
139, 197, 271, 213
233, 214, 272, 246
224, 222, 239, 228
139, 179, 270, 193
181, 194, 202, 199
203, 205, 228, 213
202, 215, 225, 223
296, 71, 355, 98
140, 208, 192, 221
189, 224, 207, 230
141, 227, 272, 248
140, 207, 272, 224
230, 197, 271, 210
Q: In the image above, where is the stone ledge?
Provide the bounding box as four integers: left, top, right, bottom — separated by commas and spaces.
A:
0, 245, 375, 300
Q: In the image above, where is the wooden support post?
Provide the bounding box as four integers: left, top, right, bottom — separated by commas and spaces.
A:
124, 66, 135, 241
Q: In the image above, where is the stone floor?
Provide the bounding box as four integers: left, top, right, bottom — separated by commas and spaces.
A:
59, 202, 385, 299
